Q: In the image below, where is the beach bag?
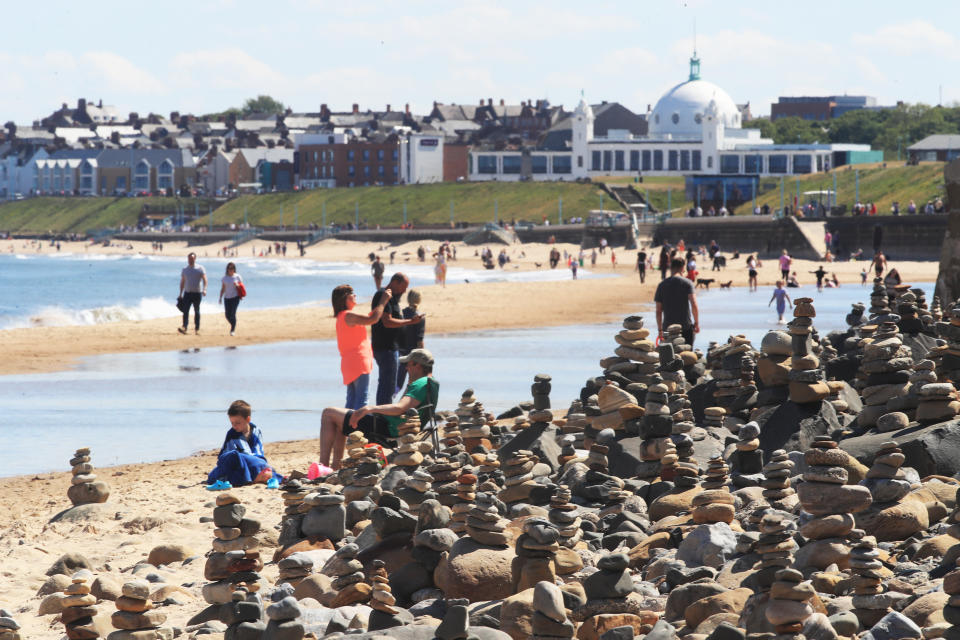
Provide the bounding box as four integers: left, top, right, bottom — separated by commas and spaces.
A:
176, 296, 188, 312
237, 282, 247, 298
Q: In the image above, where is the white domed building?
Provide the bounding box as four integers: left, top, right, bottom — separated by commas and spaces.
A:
468, 54, 879, 202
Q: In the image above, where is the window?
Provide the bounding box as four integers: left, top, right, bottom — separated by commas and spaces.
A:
134, 160, 150, 190
392, 149, 398, 161
347, 150, 355, 161
531, 155, 548, 174
116, 176, 127, 190
692, 150, 701, 171
668, 150, 678, 171
393, 165, 398, 176
671, 112, 680, 124
362, 150, 370, 161
614, 150, 624, 171
553, 155, 572, 174
577, 155, 583, 168
64, 174, 72, 190
653, 150, 663, 170
744, 155, 763, 174
642, 150, 651, 171
348, 165, 355, 177
502, 155, 522, 174
378, 165, 385, 177
313, 151, 318, 161
707, 156, 713, 169
158, 159, 174, 190
377, 150, 384, 161
629, 150, 639, 171
591, 150, 601, 171
478, 155, 498, 174
720, 155, 739, 174
602, 150, 612, 172
363, 166, 371, 177
768, 154, 788, 174
680, 150, 690, 171
793, 154, 812, 174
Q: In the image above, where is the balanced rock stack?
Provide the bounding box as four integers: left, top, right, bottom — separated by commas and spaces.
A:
394, 430, 428, 469
429, 456, 463, 508
343, 446, 383, 503
513, 517, 560, 591
764, 567, 814, 638
397, 407, 421, 438
396, 468, 435, 508
561, 400, 589, 449
276, 552, 313, 587
703, 406, 725, 429
548, 486, 582, 548
636, 381, 673, 479
730, 421, 764, 488
869, 278, 890, 315
755, 512, 797, 589
592, 384, 638, 437
449, 471, 477, 535
582, 551, 634, 604
499, 449, 539, 505
761, 449, 797, 510
858, 441, 927, 541
609, 315, 659, 383
657, 340, 688, 397
932, 295, 943, 323
691, 456, 734, 525
709, 337, 754, 409
338, 431, 369, 483
475, 453, 502, 483
532, 581, 575, 640
848, 532, 905, 627
846, 302, 867, 328
532, 373, 552, 409
916, 381, 960, 424
367, 559, 403, 629
787, 298, 831, 404
68, 447, 110, 506
264, 587, 304, 640
558, 435, 578, 467
465, 491, 510, 546
441, 416, 465, 452
896, 290, 924, 334
586, 440, 609, 472
756, 330, 792, 411
663, 323, 692, 354
60, 570, 100, 640
0, 613, 19, 640
198, 494, 264, 620
796, 437, 872, 570
301, 488, 346, 543
109, 579, 168, 640
325, 543, 370, 606
862, 441, 912, 505
277, 479, 311, 547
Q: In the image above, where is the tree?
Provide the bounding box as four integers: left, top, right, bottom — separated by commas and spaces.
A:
242, 95, 285, 116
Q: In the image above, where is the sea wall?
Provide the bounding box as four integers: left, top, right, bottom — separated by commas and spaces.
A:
652, 216, 821, 260
826, 216, 948, 261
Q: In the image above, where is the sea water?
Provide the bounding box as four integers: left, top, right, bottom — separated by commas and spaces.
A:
0, 253, 594, 329
0, 280, 932, 477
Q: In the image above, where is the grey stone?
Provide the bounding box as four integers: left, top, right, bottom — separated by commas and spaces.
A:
436, 604, 470, 640
414, 528, 458, 552
265, 596, 302, 621
46, 553, 92, 576
828, 611, 859, 636
862, 611, 922, 640
676, 523, 738, 569
371, 507, 417, 538
301, 504, 345, 541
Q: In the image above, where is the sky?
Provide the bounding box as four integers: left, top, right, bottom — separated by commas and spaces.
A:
1, 0, 958, 125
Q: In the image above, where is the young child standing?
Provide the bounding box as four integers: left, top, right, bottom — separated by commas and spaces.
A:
768, 280, 793, 324
397, 289, 426, 392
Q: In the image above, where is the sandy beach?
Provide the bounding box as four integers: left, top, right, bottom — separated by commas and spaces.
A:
0, 236, 941, 377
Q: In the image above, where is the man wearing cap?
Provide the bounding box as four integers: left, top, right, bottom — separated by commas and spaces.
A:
318, 348, 438, 472
371, 272, 426, 405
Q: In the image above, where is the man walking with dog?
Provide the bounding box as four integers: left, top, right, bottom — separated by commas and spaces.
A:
655, 257, 700, 347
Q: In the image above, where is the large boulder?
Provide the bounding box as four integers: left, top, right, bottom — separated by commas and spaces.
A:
676, 523, 738, 569
497, 422, 561, 471
855, 500, 930, 542
756, 400, 841, 455
434, 537, 516, 602
840, 419, 960, 477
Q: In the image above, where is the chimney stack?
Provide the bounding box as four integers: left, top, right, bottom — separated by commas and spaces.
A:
405, 103, 410, 114
500, 99, 505, 106
352, 103, 359, 114
488, 98, 492, 106
386, 104, 391, 112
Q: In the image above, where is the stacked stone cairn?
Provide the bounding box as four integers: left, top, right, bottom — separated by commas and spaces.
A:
68, 446, 110, 506
441, 416, 465, 452
932, 295, 943, 323
396, 468, 435, 508
592, 383, 638, 440
344, 446, 384, 504
659, 439, 679, 482
276, 552, 313, 587
761, 449, 797, 510
367, 559, 404, 629
703, 406, 725, 429
394, 409, 429, 469
558, 435, 578, 467
846, 302, 867, 328
896, 290, 925, 334
60, 570, 100, 640
730, 421, 764, 488
499, 449, 539, 506
513, 517, 560, 591
561, 400, 589, 449
301, 488, 346, 543
429, 456, 463, 508
548, 486, 582, 548
532, 581, 575, 640
197, 494, 265, 630
858, 440, 926, 541
869, 278, 890, 315
580, 552, 635, 616
708, 337, 753, 410
756, 330, 793, 413
109, 579, 168, 640
692, 456, 735, 525
765, 567, 814, 638
755, 512, 797, 589
264, 586, 304, 640
663, 323, 692, 354
848, 531, 905, 627
860, 312, 914, 427
457, 389, 493, 450
636, 381, 673, 479
277, 479, 310, 547
449, 471, 477, 535
324, 543, 370, 606
0, 612, 19, 640
465, 491, 510, 546
796, 437, 872, 570
788, 298, 831, 404
475, 453, 501, 483
916, 381, 960, 425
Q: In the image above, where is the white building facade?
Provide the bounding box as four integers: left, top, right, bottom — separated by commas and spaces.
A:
399, 133, 444, 184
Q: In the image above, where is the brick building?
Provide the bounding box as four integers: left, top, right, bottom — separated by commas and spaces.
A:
297, 133, 400, 188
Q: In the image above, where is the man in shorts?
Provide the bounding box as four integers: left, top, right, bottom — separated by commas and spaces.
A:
318, 348, 438, 472
654, 257, 700, 347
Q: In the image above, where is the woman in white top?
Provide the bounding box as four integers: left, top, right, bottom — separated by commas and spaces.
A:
218, 262, 243, 336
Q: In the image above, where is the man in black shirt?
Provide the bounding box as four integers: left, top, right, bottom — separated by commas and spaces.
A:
371, 273, 425, 405
654, 257, 700, 346
636, 248, 647, 283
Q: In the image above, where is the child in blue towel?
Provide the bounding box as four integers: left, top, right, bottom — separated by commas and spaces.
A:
206, 400, 279, 489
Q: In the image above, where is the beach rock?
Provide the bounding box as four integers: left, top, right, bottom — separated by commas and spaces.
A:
862, 610, 922, 640
578, 613, 658, 640
46, 553, 92, 576
91, 575, 122, 601
500, 588, 535, 640
840, 419, 960, 477
665, 582, 729, 622
497, 422, 562, 471
37, 574, 71, 596
685, 588, 751, 629
856, 499, 929, 541
434, 537, 516, 601
146, 544, 194, 567
900, 590, 948, 627
677, 523, 738, 569
756, 400, 840, 455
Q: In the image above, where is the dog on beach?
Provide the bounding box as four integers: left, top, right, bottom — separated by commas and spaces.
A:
696, 278, 716, 290
719, 281, 733, 289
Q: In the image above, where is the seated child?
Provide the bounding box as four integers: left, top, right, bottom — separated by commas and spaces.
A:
207, 399, 278, 489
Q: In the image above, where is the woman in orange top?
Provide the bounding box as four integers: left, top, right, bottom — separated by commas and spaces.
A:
332, 284, 392, 411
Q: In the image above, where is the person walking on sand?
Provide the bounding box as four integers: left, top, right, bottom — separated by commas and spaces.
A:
778, 249, 792, 281
332, 283, 392, 410
810, 265, 827, 291
658, 246, 670, 281
178, 252, 207, 334
636, 247, 647, 283
861, 268, 868, 285
218, 262, 244, 336
769, 281, 793, 324
372, 273, 425, 405
870, 251, 887, 279
655, 257, 700, 347
610, 249, 617, 269
371, 255, 385, 290
746, 254, 759, 292
433, 250, 447, 287
571, 259, 579, 279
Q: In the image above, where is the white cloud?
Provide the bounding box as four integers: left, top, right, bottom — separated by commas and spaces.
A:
169, 48, 284, 91
853, 19, 958, 56
82, 52, 165, 93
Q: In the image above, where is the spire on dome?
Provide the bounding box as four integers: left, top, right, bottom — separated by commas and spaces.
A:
689, 52, 701, 81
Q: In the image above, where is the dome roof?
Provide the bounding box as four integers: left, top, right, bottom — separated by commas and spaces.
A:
648, 77, 740, 138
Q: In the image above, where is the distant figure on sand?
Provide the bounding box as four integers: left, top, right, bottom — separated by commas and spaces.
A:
178, 252, 207, 335
746, 255, 759, 292
371, 255, 385, 290
397, 289, 425, 392
779, 249, 792, 280
218, 262, 243, 336
371, 273, 425, 405
769, 281, 793, 323
610, 249, 617, 269
787, 271, 800, 288
636, 247, 647, 283
332, 284, 391, 410
434, 251, 447, 286
870, 251, 887, 278
206, 400, 277, 489
654, 257, 700, 347
571, 259, 578, 279
319, 349, 439, 471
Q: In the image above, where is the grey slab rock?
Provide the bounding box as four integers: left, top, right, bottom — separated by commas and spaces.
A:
756, 399, 841, 455
496, 421, 562, 471
862, 611, 922, 640
676, 523, 739, 569
841, 418, 960, 477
